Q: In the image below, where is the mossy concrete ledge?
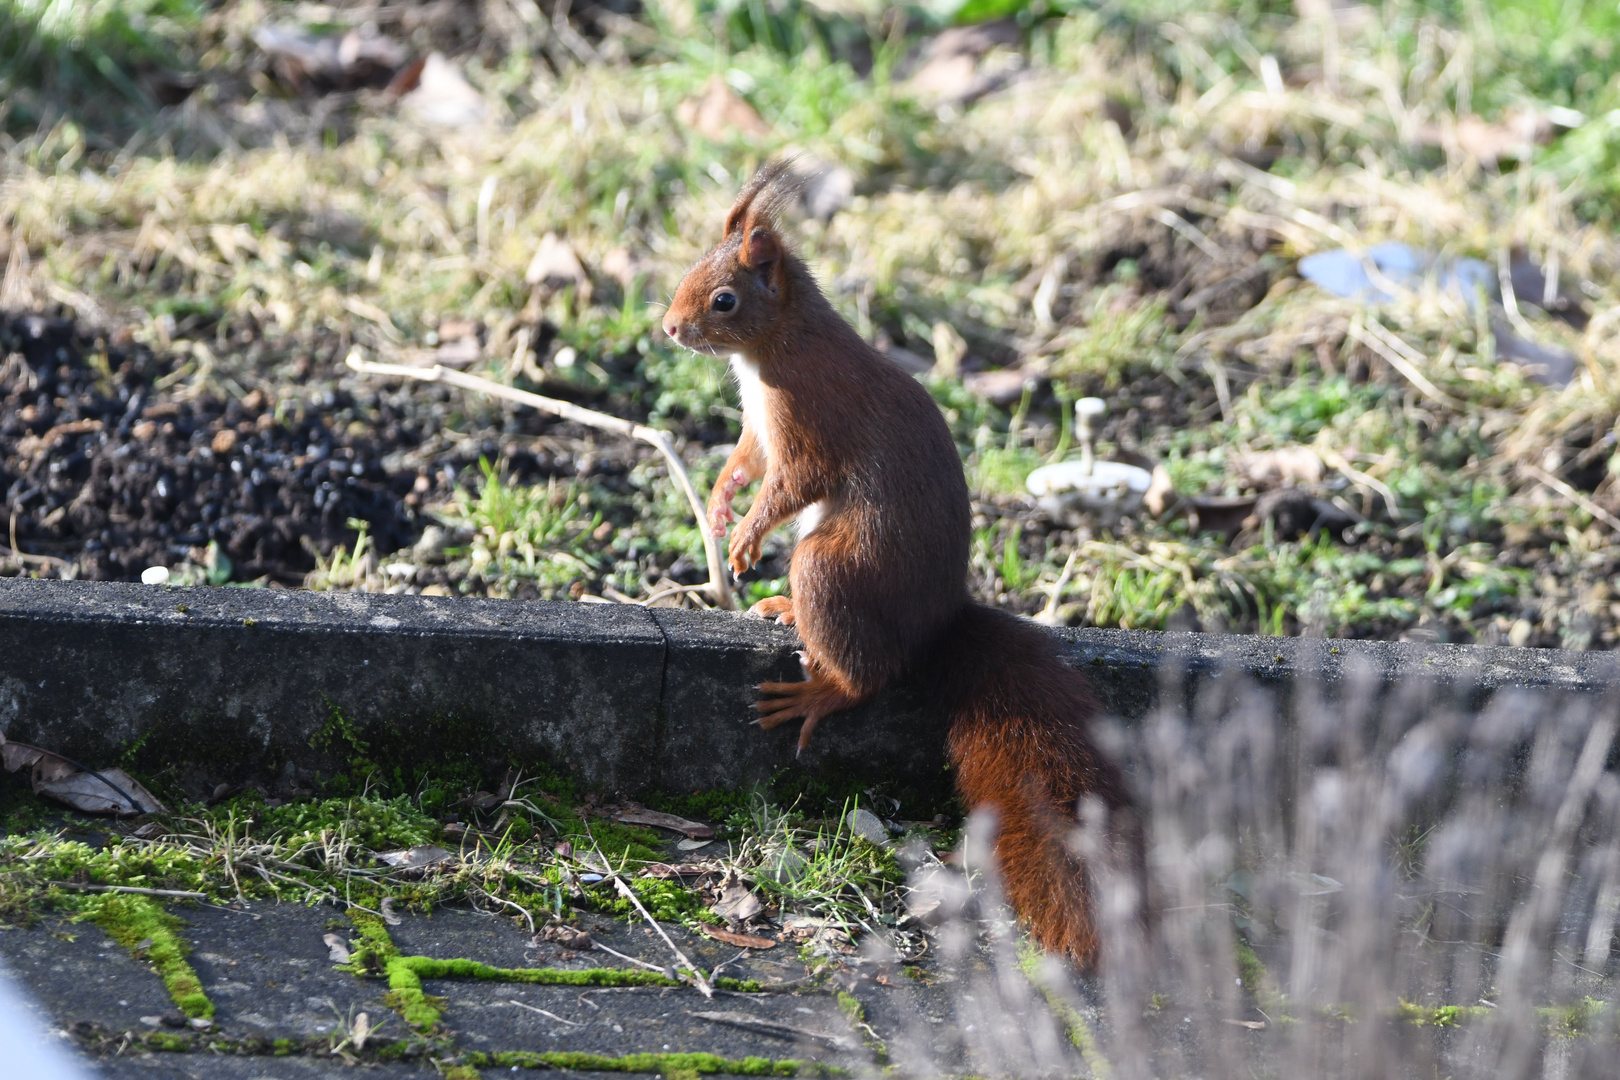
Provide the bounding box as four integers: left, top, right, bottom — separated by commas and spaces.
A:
0, 578, 1615, 799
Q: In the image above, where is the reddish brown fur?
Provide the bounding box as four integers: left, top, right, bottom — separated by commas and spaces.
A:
662, 163, 1130, 963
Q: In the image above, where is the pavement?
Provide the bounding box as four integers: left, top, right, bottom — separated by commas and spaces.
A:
0, 895, 1075, 1078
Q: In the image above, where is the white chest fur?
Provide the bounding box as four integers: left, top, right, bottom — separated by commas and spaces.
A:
729, 353, 772, 460
729, 352, 828, 538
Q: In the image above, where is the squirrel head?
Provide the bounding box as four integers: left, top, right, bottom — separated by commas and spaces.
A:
663, 161, 799, 355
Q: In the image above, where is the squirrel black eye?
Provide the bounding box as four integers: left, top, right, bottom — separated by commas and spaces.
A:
712, 291, 737, 313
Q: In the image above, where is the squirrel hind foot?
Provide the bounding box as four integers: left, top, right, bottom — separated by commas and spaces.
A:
755, 672, 863, 752
747, 595, 796, 625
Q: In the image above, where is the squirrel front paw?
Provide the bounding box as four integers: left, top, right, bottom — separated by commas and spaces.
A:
707, 502, 736, 538
728, 532, 763, 577
707, 469, 747, 538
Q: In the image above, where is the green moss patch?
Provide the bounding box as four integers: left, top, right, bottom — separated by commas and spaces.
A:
1397, 1000, 1492, 1028
346, 907, 763, 1034
78, 893, 212, 1019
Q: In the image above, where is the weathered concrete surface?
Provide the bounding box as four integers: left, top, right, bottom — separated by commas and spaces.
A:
2, 577, 1617, 799
3, 895, 891, 1079
0, 579, 666, 793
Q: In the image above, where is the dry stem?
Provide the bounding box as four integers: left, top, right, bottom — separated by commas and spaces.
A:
345, 350, 733, 609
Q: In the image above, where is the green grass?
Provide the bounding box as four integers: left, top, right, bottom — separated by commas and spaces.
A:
0, 0, 200, 112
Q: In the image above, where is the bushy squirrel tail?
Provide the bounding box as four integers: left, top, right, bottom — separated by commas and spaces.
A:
923, 604, 1132, 963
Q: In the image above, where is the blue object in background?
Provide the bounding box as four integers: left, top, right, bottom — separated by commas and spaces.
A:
1298, 241, 1495, 307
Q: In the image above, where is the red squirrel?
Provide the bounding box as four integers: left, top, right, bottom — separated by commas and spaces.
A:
661, 162, 1131, 962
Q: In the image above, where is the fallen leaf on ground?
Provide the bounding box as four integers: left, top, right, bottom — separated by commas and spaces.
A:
1235, 446, 1323, 487
379, 897, 403, 926
613, 809, 714, 839
0, 737, 79, 783
377, 845, 453, 870
252, 24, 408, 91
846, 807, 889, 846
351, 1012, 371, 1050
907, 19, 1023, 104
601, 248, 650, 290
399, 53, 488, 129
36, 767, 165, 816
962, 367, 1035, 406
435, 336, 481, 368
324, 933, 352, 963
699, 925, 777, 949
793, 158, 856, 223
712, 882, 763, 926
676, 837, 713, 852
526, 233, 589, 290
0, 734, 165, 815
675, 75, 771, 141
1415, 107, 1578, 168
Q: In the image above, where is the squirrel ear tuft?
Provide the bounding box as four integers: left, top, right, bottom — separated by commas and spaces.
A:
724, 158, 797, 237
740, 226, 782, 271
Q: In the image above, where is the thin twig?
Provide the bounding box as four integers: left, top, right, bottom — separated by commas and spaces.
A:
473, 884, 536, 934
6, 510, 68, 568
1035, 550, 1078, 626
506, 999, 580, 1025
48, 882, 206, 900
637, 582, 720, 606
585, 827, 713, 999
1347, 318, 1462, 410
1524, 463, 1620, 535
1150, 208, 1225, 262
345, 350, 733, 609
1318, 447, 1401, 522
689, 1010, 859, 1051
1497, 247, 1539, 342
591, 939, 673, 975
609, 873, 712, 998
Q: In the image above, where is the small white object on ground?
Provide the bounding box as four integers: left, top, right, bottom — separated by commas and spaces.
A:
1027, 460, 1154, 515
140, 566, 169, 585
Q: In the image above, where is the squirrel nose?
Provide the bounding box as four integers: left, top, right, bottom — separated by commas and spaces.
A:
662, 319, 682, 343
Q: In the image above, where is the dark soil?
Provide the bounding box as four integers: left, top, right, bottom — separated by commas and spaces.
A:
0, 311, 427, 584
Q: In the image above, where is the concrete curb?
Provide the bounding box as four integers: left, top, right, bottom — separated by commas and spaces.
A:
1, 578, 1615, 799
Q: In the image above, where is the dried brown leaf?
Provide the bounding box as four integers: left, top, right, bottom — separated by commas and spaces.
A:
324, 933, 352, 963
614, 810, 714, 839
377, 845, 453, 870
35, 767, 165, 815
699, 924, 777, 950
